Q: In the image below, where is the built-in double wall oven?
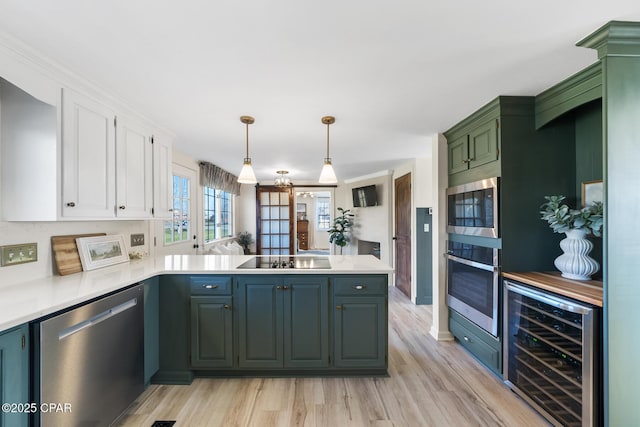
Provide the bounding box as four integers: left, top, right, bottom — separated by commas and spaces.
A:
446, 177, 500, 337
446, 241, 500, 336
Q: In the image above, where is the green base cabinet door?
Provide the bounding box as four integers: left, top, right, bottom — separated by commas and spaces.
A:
190, 296, 233, 368
0, 324, 29, 427
236, 276, 330, 370
283, 276, 329, 368
334, 296, 387, 368
237, 276, 284, 369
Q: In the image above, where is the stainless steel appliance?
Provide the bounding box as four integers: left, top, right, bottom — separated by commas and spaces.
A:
33, 285, 144, 427
446, 241, 499, 336
447, 177, 499, 238
504, 280, 600, 427
237, 255, 331, 269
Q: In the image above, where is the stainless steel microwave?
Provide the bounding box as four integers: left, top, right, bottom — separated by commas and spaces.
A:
446, 177, 499, 238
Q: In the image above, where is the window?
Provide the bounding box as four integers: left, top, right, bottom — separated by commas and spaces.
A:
316, 197, 330, 229
165, 174, 191, 244
204, 186, 234, 242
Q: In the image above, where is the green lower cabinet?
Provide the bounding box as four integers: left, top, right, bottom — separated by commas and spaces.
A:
333, 296, 387, 368
190, 296, 233, 368
0, 324, 29, 427
449, 309, 501, 376
236, 276, 329, 369
283, 276, 329, 368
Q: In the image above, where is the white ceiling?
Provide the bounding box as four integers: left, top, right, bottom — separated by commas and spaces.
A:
1, 1, 640, 183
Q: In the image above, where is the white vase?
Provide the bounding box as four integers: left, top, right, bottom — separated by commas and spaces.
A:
554, 229, 599, 280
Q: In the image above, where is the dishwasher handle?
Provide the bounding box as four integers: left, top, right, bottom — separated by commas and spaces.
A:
58, 298, 138, 341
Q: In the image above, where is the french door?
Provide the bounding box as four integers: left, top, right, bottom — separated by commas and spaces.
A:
256, 186, 294, 255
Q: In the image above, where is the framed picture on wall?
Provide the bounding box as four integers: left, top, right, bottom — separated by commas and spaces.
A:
581, 180, 603, 207
76, 234, 130, 271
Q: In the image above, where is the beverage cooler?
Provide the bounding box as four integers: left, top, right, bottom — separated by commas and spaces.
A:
503, 280, 601, 427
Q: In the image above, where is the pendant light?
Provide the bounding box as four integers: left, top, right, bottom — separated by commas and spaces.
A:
318, 115, 338, 184
237, 115, 257, 184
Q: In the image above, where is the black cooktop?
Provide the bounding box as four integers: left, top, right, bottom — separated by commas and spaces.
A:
237, 256, 331, 269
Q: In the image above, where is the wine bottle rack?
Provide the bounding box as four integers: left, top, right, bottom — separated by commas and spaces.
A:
504, 280, 600, 427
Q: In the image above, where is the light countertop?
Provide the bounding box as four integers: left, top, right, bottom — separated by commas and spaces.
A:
0, 255, 392, 332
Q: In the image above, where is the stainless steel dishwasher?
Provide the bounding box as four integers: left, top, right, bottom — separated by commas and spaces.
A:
33, 284, 144, 427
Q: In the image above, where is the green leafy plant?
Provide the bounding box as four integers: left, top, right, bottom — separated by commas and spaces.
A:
540, 195, 603, 237
328, 207, 355, 253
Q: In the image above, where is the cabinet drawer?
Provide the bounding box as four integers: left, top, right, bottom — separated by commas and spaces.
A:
190, 276, 232, 295
333, 275, 387, 296
449, 316, 500, 373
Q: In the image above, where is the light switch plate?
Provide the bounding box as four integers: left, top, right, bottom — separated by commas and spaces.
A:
131, 233, 145, 247
1, 243, 37, 266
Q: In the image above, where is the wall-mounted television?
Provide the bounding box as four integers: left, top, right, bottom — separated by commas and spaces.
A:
352, 185, 378, 207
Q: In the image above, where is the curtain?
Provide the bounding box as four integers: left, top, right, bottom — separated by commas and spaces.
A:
199, 161, 242, 195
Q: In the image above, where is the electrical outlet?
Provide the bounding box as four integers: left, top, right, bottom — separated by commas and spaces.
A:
131, 233, 145, 247
1, 243, 37, 266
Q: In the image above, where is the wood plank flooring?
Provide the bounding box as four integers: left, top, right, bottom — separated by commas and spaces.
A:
115, 287, 550, 427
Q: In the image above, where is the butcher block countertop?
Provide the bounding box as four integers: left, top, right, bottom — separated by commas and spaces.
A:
502, 271, 603, 307
0, 254, 392, 332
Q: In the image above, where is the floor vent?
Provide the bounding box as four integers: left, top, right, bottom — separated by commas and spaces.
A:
151, 422, 176, 427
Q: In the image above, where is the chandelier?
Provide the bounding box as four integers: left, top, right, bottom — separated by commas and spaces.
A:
274, 170, 292, 187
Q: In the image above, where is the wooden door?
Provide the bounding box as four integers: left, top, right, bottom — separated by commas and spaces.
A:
256, 186, 294, 255
394, 173, 412, 298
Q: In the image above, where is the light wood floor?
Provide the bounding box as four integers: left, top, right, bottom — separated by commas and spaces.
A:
115, 287, 550, 427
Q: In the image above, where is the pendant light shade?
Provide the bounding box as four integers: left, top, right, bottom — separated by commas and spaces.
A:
318, 116, 338, 184
237, 115, 257, 184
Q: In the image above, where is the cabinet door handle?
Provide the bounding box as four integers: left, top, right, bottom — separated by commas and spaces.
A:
283, 286, 289, 290
203, 284, 219, 289
463, 336, 471, 342
352, 285, 367, 290
277, 285, 283, 290
462, 158, 471, 163
66, 202, 76, 207
119, 205, 126, 210
336, 305, 343, 310
169, 208, 173, 212
224, 304, 231, 310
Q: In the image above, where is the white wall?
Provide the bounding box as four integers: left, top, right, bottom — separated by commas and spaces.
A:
335, 172, 393, 266
429, 134, 453, 341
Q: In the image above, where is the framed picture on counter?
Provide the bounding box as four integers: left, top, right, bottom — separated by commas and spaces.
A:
76, 234, 130, 271
581, 180, 603, 207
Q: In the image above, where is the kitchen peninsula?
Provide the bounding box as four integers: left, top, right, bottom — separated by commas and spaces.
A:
0, 254, 392, 426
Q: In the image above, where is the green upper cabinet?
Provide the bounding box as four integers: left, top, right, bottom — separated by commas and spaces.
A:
0, 324, 29, 427
448, 134, 470, 174
468, 119, 499, 169
448, 119, 499, 176
236, 275, 329, 369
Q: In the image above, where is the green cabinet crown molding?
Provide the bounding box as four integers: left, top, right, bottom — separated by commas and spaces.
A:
577, 21, 640, 58
534, 62, 602, 129
444, 96, 533, 140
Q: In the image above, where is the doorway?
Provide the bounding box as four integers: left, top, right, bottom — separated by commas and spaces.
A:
154, 163, 198, 255
294, 190, 332, 255
394, 173, 412, 298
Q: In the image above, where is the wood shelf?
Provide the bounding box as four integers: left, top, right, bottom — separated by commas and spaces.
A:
503, 271, 603, 307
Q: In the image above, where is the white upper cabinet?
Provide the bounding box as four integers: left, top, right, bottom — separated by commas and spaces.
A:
61, 88, 117, 219
116, 116, 153, 219
152, 132, 173, 220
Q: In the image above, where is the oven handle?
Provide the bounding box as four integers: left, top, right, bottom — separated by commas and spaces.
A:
446, 253, 497, 272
